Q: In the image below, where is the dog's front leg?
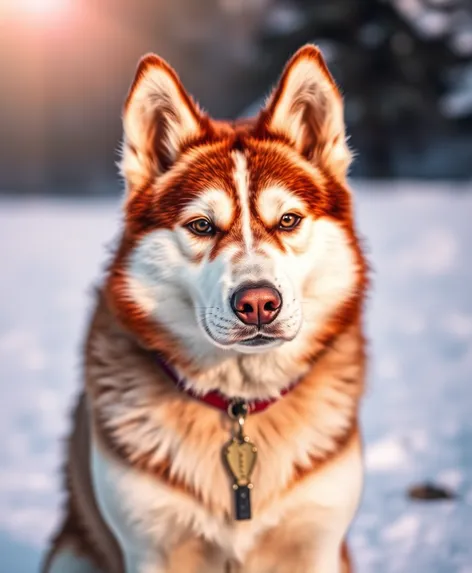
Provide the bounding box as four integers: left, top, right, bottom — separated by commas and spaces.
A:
91, 441, 224, 573
244, 538, 344, 573
309, 550, 343, 573
91, 441, 173, 573
244, 505, 352, 573
122, 539, 227, 573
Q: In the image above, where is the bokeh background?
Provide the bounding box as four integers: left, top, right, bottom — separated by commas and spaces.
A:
1, 1, 472, 571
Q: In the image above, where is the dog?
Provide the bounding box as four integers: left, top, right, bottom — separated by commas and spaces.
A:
42, 44, 368, 573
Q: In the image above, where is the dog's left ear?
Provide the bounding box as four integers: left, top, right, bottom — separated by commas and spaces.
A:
259, 45, 351, 179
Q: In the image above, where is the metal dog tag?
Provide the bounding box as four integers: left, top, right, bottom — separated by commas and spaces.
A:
234, 484, 252, 520
223, 401, 257, 520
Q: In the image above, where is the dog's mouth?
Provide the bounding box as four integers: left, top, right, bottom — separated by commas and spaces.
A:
237, 334, 279, 347
199, 310, 301, 351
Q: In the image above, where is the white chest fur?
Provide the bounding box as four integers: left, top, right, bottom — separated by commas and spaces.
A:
91, 434, 363, 573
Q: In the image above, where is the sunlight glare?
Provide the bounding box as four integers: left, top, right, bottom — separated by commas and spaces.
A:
1, 0, 71, 20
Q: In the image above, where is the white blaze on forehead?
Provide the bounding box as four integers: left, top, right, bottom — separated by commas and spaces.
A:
232, 151, 253, 251
257, 186, 307, 226
180, 188, 234, 228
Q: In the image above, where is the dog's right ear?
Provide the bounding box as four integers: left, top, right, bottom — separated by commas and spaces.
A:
120, 54, 206, 193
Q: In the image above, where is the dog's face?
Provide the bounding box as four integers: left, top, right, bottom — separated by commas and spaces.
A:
107, 46, 366, 368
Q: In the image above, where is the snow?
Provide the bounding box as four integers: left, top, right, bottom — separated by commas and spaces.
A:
1, 183, 472, 571
365, 435, 410, 472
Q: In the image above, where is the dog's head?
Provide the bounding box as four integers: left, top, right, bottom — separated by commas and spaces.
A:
106, 46, 367, 378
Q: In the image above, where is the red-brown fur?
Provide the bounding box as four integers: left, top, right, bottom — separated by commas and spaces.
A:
107, 140, 367, 375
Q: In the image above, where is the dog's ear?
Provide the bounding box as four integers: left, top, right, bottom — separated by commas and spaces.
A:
259, 45, 351, 179
120, 54, 206, 192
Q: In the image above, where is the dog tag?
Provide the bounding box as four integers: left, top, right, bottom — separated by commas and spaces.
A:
223, 401, 257, 520
234, 484, 251, 520
224, 438, 257, 520
224, 438, 257, 486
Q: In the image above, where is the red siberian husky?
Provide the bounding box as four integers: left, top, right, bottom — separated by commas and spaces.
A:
43, 45, 368, 573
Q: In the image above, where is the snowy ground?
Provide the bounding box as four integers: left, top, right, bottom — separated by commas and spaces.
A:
1, 182, 471, 572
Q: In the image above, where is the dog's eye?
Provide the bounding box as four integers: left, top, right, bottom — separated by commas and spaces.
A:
278, 213, 301, 231
187, 218, 215, 236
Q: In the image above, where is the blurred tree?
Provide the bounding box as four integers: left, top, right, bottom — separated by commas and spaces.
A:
0, 0, 270, 193
247, 0, 472, 178
1, 0, 471, 191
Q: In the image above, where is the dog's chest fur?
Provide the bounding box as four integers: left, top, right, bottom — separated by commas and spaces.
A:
83, 295, 364, 569
91, 428, 362, 569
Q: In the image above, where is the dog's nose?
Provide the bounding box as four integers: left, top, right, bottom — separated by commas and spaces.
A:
231, 285, 282, 326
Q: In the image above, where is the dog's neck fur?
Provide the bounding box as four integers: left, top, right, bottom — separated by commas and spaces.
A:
95, 284, 364, 402
86, 288, 365, 516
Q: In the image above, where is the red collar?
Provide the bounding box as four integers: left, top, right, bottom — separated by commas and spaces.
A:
155, 354, 296, 415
